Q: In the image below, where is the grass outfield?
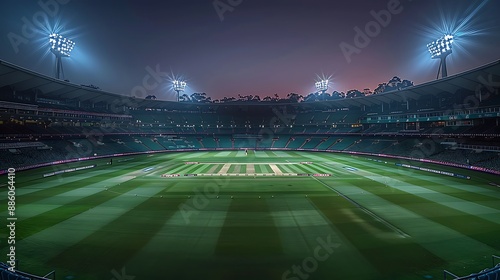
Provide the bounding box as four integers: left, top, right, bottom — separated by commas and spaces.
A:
1, 150, 500, 279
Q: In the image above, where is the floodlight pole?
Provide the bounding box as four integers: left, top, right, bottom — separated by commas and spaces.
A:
427, 35, 453, 80
54, 55, 64, 80
441, 56, 448, 78
175, 89, 181, 102
49, 34, 75, 80
436, 55, 449, 79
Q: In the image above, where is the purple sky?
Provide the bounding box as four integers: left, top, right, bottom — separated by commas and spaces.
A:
1, 0, 499, 101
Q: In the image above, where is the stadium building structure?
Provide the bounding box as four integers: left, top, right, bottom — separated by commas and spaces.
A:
1, 59, 499, 175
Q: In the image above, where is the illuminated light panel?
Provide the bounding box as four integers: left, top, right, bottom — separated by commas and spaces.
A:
172, 80, 187, 102
427, 34, 454, 59
315, 79, 329, 92
49, 33, 75, 57
172, 80, 187, 92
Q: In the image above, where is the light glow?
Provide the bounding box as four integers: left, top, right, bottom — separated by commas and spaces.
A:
49, 33, 75, 57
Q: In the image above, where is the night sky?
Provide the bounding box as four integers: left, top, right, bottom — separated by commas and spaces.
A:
1, 0, 499, 101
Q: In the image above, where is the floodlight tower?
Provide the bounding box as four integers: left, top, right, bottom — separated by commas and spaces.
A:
49, 33, 75, 80
172, 80, 187, 102
315, 80, 329, 94
427, 34, 454, 79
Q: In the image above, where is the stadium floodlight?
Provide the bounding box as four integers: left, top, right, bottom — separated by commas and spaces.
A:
427, 34, 454, 79
49, 33, 75, 80
172, 80, 187, 102
315, 79, 329, 94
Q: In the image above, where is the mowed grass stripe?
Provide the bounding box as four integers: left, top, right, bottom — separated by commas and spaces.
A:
309, 195, 446, 278
212, 164, 224, 173
146, 161, 181, 177
254, 164, 263, 173
16, 179, 143, 241
0, 172, 103, 199
215, 198, 282, 257
214, 151, 231, 157
227, 164, 237, 173
265, 151, 277, 157
277, 164, 293, 173
289, 163, 326, 174
287, 164, 310, 174
345, 156, 500, 201
323, 178, 499, 274
395, 177, 500, 211
260, 164, 273, 173
285, 164, 307, 174
123, 200, 232, 280
181, 163, 208, 174
320, 152, 498, 196
12, 173, 146, 222
268, 197, 380, 279
316, 154, 500, 210
286, 151, 311, 159
166, 163, 196, 174
239, 164, 247, 173
190, 163, 212, 174
7, 157, 170, 207
179, 151, 209, 158
228, 151, 238, 157
347, 177, 500, 250
425, 176, 500, 199
12, 186, 164, 278
305, 163, 332, 174
328, 156, 500, 218
48, 195, 188, 279
273, 151, 295, 159
198, 164, 215, 174
317, 162, 349, 176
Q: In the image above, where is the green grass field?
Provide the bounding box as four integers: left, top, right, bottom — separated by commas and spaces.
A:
1, 150, 500, 279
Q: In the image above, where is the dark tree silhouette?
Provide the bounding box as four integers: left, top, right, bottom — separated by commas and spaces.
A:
374, 83, 386, 95
331, 91, 343, 99
287, 92, 301, 102
179, 93, 191, 102
190, 92, 208, 102
346, 89, 363, 98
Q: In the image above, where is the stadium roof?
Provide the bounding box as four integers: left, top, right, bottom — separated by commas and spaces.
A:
1, 59, 499, 110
